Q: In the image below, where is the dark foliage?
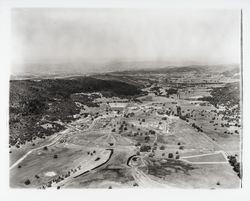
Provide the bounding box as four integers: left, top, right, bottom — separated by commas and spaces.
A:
9, 77, 142, 146
140, 145, 151, 152
228, 155, 241, 178
24, 179, 31, 185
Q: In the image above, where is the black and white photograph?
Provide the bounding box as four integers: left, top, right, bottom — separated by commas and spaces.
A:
1, 0, 250, 201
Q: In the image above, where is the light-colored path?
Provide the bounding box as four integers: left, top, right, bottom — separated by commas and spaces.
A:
9, 131, 66, 170
181, 150, 226, 159
180, 150, 228, 165
9, 113, 116, 170
180, 160, 228, 165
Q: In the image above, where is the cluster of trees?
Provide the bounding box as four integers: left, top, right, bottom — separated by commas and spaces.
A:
118, 121, 129, 133
191, 123, 203, 132
124, 112, 135, 118
165, 88, 178, 96
87, 150, 96, 156
228, 155, 241, 178
198, 83, 240, 111
140, 145, 151, 152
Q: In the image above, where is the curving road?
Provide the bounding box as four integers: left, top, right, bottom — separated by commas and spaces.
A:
9, 130, 67, 170
9, 113, 117, 170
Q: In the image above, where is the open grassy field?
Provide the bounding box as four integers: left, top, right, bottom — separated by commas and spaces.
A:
10, 65, 241, 188
181, 152, 227, 163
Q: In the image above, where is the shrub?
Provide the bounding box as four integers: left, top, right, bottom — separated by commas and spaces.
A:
168, 153, 173, 158
95, 157, 100, 161
24, 179, 31, 185
159, 145, 165, 150
133, 183, 139, 186
145, 136, 150, 142
179, 146, 184, 150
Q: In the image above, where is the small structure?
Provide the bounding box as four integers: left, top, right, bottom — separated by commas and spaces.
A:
41, 123, 53, 129
109, 102, 127, 111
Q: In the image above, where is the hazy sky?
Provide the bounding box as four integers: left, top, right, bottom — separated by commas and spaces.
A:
11, 8, 240, 74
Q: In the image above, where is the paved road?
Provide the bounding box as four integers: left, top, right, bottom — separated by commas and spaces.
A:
9, 113, 117, 170
51, 149, 113, 188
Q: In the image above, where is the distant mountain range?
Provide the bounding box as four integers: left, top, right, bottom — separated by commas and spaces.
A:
10, 61, 239, 80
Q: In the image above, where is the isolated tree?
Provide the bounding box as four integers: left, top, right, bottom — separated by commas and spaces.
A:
53, 154, 58, 159
133, 183, 139, 187
179, 146, 184, 150
145, 136, 150, 142
24, 179, 31, 185
168, 153, 173, 158
159, 145, 165, 150
43, 146, 48, 151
